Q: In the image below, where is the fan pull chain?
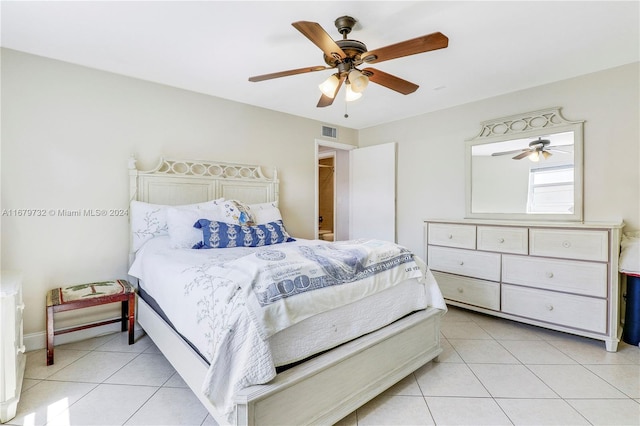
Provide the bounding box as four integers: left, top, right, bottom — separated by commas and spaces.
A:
344, 101, 349, 118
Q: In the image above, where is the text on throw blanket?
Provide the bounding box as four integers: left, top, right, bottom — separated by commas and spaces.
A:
248, 241, 421, 306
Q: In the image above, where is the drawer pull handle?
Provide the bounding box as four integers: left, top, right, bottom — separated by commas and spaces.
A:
457, 287, 464, 293
459, 261, 464, 266
498, 238, 505, 243
448, 234, 453, 239
546, 272, 554, 279
17, 345, 26, 354
562, 240, 572, 248
546, 304, 554, 311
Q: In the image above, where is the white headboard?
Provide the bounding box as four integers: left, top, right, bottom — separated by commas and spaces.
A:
128, 156, 279, 205
127, 157, 279, 268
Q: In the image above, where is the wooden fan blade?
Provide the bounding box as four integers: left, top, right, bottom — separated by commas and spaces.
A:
317, 94, 335, 108
362, 68, 418, 95
292, 21, 347, 60
512, 151, 531, 160
317, 76, 344, 107
249, 66, 329, 82
363, 32, 449, 64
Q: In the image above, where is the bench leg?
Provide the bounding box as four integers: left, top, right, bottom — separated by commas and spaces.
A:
121, 299, 128, 332
127, 294, 135, 345
46, 305, 54, 365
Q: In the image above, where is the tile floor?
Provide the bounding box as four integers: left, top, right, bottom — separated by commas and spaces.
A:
8, 306, 640, 426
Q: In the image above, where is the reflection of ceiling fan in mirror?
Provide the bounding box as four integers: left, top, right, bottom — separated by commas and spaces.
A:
248, 16, 449, 108
491, 137, 571, 162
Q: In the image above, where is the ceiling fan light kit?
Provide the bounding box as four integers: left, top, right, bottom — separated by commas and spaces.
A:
345, 83, 362, 102
248, 15, 449, 110
347, 69, 369, 93
319, 74, 340, 98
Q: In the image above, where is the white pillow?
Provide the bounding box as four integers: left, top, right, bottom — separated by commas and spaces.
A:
130, 199, 222, 252
166, 203, 228, 249
249, 201, 283, 224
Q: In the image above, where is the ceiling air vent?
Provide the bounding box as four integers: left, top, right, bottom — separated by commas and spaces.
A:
321, 125, 338, 139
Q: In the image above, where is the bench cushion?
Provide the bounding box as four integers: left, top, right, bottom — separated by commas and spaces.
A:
48, 279, 133, 306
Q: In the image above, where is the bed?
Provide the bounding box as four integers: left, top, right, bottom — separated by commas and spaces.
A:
127, 157, 446, 426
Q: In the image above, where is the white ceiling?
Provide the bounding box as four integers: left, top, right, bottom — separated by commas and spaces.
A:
2, 1, 638, 129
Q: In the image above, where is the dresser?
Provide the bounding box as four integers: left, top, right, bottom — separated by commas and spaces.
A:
425, 220, 624, 351
1, 271, 26, 423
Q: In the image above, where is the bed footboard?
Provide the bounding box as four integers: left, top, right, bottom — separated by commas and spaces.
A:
236, 308, 443, 425
137, 295, 443, 426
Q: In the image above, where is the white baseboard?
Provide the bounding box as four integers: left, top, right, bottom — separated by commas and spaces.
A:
24, 322, 142, 352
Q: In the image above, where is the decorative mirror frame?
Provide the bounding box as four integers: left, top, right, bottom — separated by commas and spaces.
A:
465, 107, 584, 222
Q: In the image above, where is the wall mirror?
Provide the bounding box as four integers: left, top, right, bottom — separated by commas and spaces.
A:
465, 107, 584, 221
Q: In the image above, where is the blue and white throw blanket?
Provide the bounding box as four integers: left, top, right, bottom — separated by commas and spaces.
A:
218, 238, 424, 339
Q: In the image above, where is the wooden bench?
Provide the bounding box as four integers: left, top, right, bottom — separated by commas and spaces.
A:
46, 279, 135, 365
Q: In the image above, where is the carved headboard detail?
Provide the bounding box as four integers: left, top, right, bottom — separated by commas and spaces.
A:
128, 156, 279, 206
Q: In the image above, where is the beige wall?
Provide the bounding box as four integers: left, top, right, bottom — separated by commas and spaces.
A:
3, 47, 638, 342
0, 48, 358, 336
359, 62, 639, 258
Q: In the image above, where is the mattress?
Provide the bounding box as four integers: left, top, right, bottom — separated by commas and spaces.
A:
269, 278, 427, 366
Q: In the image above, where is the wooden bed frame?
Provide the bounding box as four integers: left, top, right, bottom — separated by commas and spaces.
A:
128, 157, 444, 426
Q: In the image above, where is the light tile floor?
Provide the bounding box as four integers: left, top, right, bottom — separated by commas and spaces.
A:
8, 306, 640, 426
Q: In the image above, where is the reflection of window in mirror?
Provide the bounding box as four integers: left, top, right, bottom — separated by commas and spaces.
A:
527, 165, 574, 213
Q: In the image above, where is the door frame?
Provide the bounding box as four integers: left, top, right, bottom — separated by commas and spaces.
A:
314, 139, 356, 239
318, 150, 336, 238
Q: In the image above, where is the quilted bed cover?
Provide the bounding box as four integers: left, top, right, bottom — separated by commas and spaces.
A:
128, 237, 445, 421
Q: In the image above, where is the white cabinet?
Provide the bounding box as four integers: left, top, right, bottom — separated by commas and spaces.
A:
425, 220, 624, 351
1, 271, 26, 423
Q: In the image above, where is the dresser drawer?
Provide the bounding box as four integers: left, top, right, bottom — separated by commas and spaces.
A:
502, 284, 607, 333
503, 255, 608, 298
428, 246, 500, 281
433, 271, 500, 310
427, 223, 476, 249
529, 229, 609, 261
477, 226, 528, 254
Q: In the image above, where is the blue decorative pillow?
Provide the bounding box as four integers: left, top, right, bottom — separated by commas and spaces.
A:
193, 219, 295, 249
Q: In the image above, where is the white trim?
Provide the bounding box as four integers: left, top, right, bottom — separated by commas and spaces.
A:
315, 139, 357, 151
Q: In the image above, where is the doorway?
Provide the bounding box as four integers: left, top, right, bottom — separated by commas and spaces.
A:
318, 153, 335, 241
315, 140, 397, 242
315, 139, 354, 241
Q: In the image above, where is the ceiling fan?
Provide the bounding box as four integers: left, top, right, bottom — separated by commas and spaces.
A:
248, 16, 449, 107
491, 137, 570, 162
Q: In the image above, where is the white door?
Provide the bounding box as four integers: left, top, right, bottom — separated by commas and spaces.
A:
349, 142, 396, 242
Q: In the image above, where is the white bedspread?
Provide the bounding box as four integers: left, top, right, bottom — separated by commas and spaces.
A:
128, 237, 445, 421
